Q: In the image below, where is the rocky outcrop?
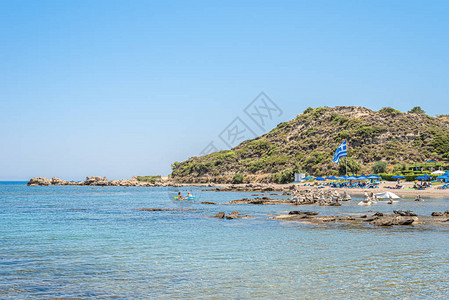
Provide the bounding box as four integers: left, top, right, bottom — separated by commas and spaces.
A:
27, 177, 52, 186
83, 176, 109, 186
27, 176, 169, 187
50, 177, 69, 185
274, 211, 419, 227
431, 211, 449, 217
290, 188, 342, 206
393, 210, 418, 217
208, 184, 285, 193
224, 197, 291, 205
370, 216, 415, 226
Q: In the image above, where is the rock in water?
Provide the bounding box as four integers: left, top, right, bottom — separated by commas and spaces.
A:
289, 211, 319, 216
393, 210, 417, 217
370, 218, 394, 226
226, 211, 241, 219
215, 212, 225, 219
396, 217, 415, 225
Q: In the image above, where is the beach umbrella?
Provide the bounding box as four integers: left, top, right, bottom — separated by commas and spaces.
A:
431, 170, 445, 175
314, 177, 326, 181
346, 176, 358, 180
368, 174, 382, 178
326, 176, 337, 180
303, 176, 314, 180
336, 176, 347, 180
420, 174, 433, 181
436, 175, 449, 182
367, 175, 379, 179
357, 175, 367, 180
415, 175, 432, 184
392, 175, 405, 179
376, 191, 400, 199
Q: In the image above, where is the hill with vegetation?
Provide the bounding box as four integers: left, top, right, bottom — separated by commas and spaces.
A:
171, 106, 449, 183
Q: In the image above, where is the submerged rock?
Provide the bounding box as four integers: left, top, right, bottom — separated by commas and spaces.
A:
139, 208, 174, 211
288, 211, 319, 216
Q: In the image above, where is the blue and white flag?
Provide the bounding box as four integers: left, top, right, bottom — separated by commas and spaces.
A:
333, 140, 347, 164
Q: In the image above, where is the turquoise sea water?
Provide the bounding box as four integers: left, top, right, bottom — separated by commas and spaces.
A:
1, 182, 449, 299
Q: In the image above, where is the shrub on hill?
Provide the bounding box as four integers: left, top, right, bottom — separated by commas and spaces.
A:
273, 169, 294, 184
408, 106, 425, 114
371, 161, 388, 174
379, 107, 401, 115
233, 173, 244, 184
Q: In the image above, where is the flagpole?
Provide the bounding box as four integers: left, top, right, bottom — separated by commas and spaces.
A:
345, 158, 348, 176
345, 140, 348, 176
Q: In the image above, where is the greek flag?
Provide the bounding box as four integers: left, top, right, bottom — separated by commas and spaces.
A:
333, 140, 347, 164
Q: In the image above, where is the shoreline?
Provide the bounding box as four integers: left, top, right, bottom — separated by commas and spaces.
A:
26, 176, 449, 197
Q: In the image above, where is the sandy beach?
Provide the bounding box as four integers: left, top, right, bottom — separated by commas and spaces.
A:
204, 181, 449, 198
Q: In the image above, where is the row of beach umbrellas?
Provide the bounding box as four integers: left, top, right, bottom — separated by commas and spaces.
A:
312, 175, 382, 181
309, 173, 448, 181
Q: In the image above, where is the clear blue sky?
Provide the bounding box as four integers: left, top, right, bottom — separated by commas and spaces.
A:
1, 0, 448, 180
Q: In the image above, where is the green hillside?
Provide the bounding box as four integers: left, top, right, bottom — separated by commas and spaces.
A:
171, 106, 449, 183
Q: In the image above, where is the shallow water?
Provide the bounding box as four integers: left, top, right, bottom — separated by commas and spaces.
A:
1, 182, 448, 299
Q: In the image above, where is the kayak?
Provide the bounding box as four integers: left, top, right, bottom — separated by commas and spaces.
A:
174, 196, 195, 201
